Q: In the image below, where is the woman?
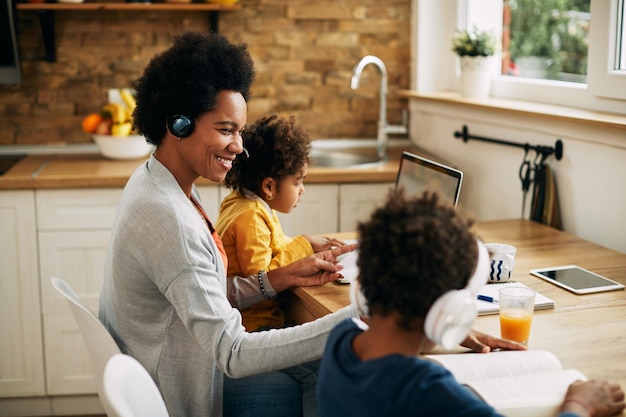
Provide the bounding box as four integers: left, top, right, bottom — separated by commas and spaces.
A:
98, 32, 525, 417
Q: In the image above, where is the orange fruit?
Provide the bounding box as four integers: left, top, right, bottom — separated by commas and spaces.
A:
82, 113, 103, 133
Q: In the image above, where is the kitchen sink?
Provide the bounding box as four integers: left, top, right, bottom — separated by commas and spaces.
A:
310, 148, 383, 168
0, 154, 26, 175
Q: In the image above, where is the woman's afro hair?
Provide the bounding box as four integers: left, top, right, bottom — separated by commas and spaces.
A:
132, 31, 255, 145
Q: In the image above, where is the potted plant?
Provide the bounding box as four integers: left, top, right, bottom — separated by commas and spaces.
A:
452, 27, 497, 99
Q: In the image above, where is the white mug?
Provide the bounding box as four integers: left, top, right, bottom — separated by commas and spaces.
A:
485, 243, 516, 282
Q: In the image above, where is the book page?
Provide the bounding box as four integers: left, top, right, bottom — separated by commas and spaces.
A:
425, 350, 563, 384
336, 249, 359, 283
467, 369, 587, 417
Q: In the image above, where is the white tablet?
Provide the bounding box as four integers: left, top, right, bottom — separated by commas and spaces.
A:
530, 265, 625, 295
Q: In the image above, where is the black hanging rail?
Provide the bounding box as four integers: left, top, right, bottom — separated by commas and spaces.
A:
453, 125, 563, 161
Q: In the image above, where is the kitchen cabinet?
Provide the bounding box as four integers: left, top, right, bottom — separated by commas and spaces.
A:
196, 184, 223, 222
275, 183, 393, 237
338, 183, 394, 233
0, 191, 45, 397
276, 184, 339, 237
36, 188, 121, 395
199, 183, 340, 237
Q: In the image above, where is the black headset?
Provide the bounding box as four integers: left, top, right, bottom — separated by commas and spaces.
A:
167, 115, 194, 138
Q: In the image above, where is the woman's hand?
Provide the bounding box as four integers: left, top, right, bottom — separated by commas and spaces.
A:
460, 329, 528, 353
267, 243, 358, 292
304, 235, 347, 252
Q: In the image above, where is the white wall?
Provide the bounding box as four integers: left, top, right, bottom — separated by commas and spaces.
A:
410, 0, 625, 254
408, 100, 626, 254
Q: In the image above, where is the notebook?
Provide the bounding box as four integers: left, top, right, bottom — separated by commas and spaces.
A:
395, 151, 463, 207
476, 281, 555, 316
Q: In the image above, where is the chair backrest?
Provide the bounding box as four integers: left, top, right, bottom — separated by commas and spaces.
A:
50, 276, 121, 417
103, 353, 170, 417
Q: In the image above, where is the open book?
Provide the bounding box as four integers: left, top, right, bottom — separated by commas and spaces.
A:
336, 248, 359, 284
476, 281, 555, 315
425, 350, 586, 417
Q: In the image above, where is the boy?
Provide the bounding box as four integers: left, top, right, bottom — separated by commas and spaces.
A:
317, 190, 625, 417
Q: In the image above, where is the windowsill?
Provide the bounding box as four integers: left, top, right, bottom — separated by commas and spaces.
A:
397, 90, 626, 132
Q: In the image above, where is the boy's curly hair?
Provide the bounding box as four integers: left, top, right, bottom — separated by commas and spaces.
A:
357, 189, 477, 331
132, 32, 255, 145
223, 114, 311, 195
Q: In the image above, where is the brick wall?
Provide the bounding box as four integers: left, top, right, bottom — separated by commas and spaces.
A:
0, 0, 410, 146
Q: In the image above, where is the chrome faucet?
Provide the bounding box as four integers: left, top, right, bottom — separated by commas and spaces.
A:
351, 55, 408, 161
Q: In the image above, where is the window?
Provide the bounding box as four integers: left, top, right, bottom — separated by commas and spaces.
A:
413, 0, 626, 115
587, 0, 626, 100
505, 0, 590, 84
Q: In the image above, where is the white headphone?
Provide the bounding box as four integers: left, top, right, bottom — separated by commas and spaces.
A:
350, 240, 490, 350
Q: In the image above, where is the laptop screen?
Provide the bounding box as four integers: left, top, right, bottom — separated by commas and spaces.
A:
394, 151, 463, 207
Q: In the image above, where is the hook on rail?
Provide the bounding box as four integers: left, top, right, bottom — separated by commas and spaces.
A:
453, 125, 563, 161
453, 125, 563, 227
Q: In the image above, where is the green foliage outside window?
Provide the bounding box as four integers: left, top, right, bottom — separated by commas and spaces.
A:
509, 0, 590, 81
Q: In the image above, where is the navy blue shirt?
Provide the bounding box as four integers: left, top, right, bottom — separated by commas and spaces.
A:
317, 318, 581, 417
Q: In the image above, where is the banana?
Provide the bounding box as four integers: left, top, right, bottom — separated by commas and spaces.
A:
111, 122, 133, 137
103, 103, 126, 124
119, 89, 137, 112
124, 108, 133, 123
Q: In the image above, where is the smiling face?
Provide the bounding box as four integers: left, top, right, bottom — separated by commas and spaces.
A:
181, 91, 247, 183
264, 164, 307, 214
155, 90, 247, 193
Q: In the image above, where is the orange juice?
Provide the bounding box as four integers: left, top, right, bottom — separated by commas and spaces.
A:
500, 311, 533, 345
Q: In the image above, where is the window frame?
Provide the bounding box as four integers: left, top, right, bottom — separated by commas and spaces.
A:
412, 0, 626, 116
587, 0, 626, 100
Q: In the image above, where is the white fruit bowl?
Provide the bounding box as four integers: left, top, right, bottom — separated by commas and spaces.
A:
92, 134, 153, 160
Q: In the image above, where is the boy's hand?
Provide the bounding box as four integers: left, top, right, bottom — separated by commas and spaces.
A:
461, 329, 528, 353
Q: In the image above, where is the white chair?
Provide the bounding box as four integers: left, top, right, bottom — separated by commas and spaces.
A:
50, 277, 121, 417
103, 353, 170, 417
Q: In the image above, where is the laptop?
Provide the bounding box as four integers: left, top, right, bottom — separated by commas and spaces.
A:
394, 151, 463, 207
336, 151, 463, 284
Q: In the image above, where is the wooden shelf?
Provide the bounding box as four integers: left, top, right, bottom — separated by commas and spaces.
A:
16, 2, 241, 62
16, 2, 241, 11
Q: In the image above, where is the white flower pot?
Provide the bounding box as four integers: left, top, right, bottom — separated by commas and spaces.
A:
460, 56, 494, 100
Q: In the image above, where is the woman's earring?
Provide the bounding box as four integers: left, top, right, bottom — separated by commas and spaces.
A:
266, 195, 273, 201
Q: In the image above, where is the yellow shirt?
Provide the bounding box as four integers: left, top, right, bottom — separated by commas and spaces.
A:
216, 190, 314, 331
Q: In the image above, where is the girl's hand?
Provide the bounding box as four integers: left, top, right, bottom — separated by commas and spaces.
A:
304, 235, 347, 252
267, 243, 358, 290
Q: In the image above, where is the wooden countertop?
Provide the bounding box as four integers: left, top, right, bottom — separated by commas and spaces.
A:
283, 219, 626, 406
0, 147, 410, 190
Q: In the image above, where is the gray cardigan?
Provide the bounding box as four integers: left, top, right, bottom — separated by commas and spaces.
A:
99, 155, 356, 417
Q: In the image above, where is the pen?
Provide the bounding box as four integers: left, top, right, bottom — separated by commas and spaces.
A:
477, 294, 498, 303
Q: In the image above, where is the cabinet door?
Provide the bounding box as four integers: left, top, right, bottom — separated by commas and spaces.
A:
39, 230, 111, 395
338, 183, 394, 232
195, 184, 222, 222
36, 188, 122, 230
37, 188, 118, 395
0, 191, 45, 397
277, 184, 339, 236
